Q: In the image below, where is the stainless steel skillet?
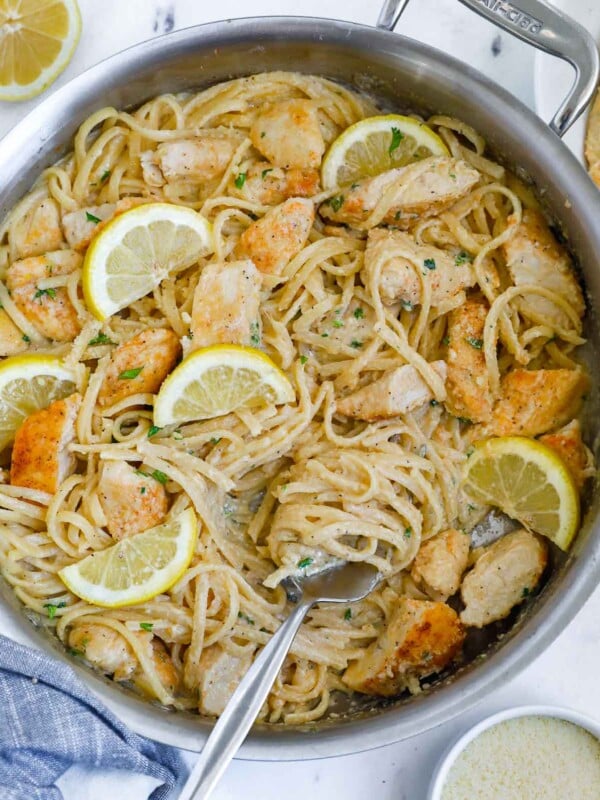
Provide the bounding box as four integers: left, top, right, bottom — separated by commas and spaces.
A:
0, 0, 599, 760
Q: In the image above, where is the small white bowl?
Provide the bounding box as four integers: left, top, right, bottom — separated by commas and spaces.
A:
428, 704, 600, 800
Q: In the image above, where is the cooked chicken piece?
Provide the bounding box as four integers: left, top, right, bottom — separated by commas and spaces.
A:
0, 310, 27, 356
343, 597, 465, 696
320, 157, 480, 230
250, 99, 325, 170
502, 209, 585, 328
97, 328, 181, 408
361, 229, 475, 308
445, 298, 492, 423
6, 250, 82, 342
195, 644, 252, 716
10, 394, 81, 495
243, 163, 320, 205
11, 198, 64, 259
411, 528, 470, 601
477, 368, 589, 438
336, 361, 447, 421
141, 133, 239, 186
315, 298, 376, 351
68, 624, 137, 680
97, 460, 168, 540
190, 260, 261, 351
62, 198, 148, 251
460, 529, 547, 627
539, 419, 592, 491
133, 638, 180, 697
235, 198, 314, 276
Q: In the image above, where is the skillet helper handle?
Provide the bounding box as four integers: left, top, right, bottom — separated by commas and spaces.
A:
178, 597, 314, 800
376, 0, 600, 137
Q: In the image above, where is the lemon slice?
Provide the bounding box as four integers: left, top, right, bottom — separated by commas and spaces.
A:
0, 0, 81, 101
154, 344, 295, 426
82, 203, 214, 321
462, 436, 580, 551
0, 354, 79, 450
321, 114, 450, 190
59, 507, 198, 607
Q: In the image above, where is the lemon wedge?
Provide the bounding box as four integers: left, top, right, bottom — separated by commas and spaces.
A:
462, 436, 580, 551
59, 507, 198, 607
82, 203, 214, 321
0, 0, 81, 101
153, 344, 295, 426
0, 354, 79, 450
321, 114, 450, 190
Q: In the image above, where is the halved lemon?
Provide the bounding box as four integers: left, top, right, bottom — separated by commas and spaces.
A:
462, 436, 580, 551
0, 354, 79, 450
0, 0, 81, 101
154, 344, 295, 426
321, 114, 450, 190
59, 507, 198, 608
82, 203, 214, 321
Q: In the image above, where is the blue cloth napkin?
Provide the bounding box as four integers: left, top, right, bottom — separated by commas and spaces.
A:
0, 633, 186, 800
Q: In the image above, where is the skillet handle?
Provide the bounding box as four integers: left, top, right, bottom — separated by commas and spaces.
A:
376, 0, 599, 137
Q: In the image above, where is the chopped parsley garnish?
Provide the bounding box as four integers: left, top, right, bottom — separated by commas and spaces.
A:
118, 366, 143, 380
401, 299, 414, 311
260, 131, 266, 138
67, 647, 85, 658
300, 355, 308, 365
261, 168, 274, 179
353, 307, 365, 319
88, 332, 114, 346
421, 650, 432, 662
404, 527, 412, 539
43, 601, 66, 620
33, 287, 56, 301
442, 335, 450, 346
139, 622, 154, 632
210, 437, 222, 445
455, 250, 472, 266
85, 211, 101, 224
423, 258, 436, 270
467, 503, 477, 512
151, 470, 168, 485
100, 170, 111, 183
249, 320, 260, 346
328, 194, 344, 213
457, 416, 472, 425
297, 557, 313, 569
234, 172, 247, 189
466, 337, 484, 350
321, 332, 329, 338
344, 608, 352, 621
466, 446, 475, 458
238, 611, 255, 625
350, 339, 363, 349
522, 587, 530, 598
22, 334, 31, 343
430, 399, 439, 407
388, 126, 404, 156
147, 425, 162, 438
333, 318, 344, 328
140, 486, 146, 494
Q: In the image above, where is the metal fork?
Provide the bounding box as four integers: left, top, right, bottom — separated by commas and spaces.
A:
179, 562, 381, 800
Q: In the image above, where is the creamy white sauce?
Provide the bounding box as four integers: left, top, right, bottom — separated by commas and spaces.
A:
442, 715, 600, 800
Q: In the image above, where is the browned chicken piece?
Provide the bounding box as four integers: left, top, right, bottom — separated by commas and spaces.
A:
6, 250, 82, 342
539, 419, 593, 491
320, 157, 480, 230
336, 361, 447, 421
243, 163, 320, 205
133, 638, 180, 697
250, 99, 325, 170
97, 460, 168, 540
445, 298, 492, 424
235, 198, 314, 276
0, 310, 27, 356
315, 298, 376, 351
11, 197, 64, 259
477, 368, 589, 438
141, 132, 240, 186
97, 328, 181, 408
361, 229, 476, 308
343, 597, 465, 696
460, 529, 547, 627
194, 644, 252, 716
502, 209, 585, 328
411, 528, 470, 601
68, 624, 137, 680
190, 260, 261, 351
62, 198, 148, 251
10, 394, 81, 495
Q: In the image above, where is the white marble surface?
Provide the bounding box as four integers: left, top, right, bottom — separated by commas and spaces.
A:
2, 1, 599, 799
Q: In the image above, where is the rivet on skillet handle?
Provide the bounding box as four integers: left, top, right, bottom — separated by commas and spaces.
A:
377, 0, 600, 138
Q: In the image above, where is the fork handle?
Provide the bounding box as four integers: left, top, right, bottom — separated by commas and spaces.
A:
179, 597, 313, 800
